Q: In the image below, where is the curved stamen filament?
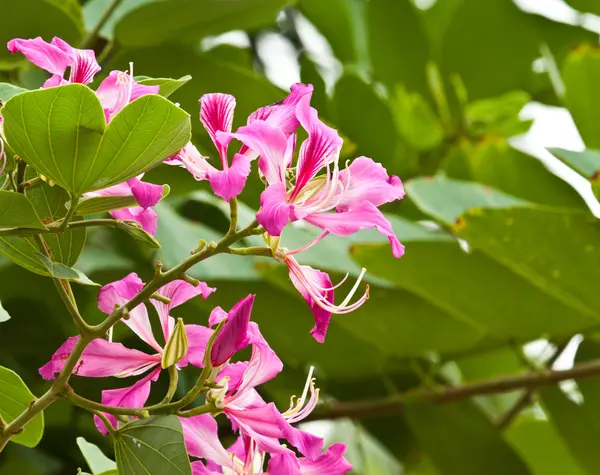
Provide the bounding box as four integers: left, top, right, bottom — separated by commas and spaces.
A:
287, 231, 330, 255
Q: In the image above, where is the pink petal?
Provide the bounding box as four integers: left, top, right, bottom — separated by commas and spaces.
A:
39, 336, 160, 380
173, 142, 216, 181
288, 264, 334, 343
211, 294, 255, 367
110, 206, 159, 236
337, 156, 405, 211
183, 324, 214, 368
130, 82, 159, 101
304, 202, 405, 258
128, 177, 165, 209
256, 182, 293, 236
93, 368, 160, 435
249, 83, 314, 137
200, 93, 236, 161
191, 462, 221, 475
299, 443, 353, 475
98, 273, 162, 352
151, 280, 216, 341
230, 120, 289, 185
43, 74, 68, 88
208, 306, 228, 326
96, 70, 131, 121
217, 361, 248, 393
51, 38, 100, 85
268, 452, 302, 475
180, 414, 232, 467
7, 37, 71, 77
207, 153, 251, 201
227, 323, 283, 405
293, 95, 343, 194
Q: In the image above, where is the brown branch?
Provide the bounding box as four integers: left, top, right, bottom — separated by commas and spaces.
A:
306, 357, 600, 422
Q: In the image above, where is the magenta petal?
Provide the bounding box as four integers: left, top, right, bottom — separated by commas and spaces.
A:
304, 202, 405, 258
337, 156, 405, 211
256, 182, 293, 236
151, 280, 215, 341
208, 153, 251, 201
98, 273, 162, 351
210, 294, 255, 367
110, 206, 159, 236
299, 443, 353, 475
7, 37, 71, 77
39, 336, 160, 380
93, 368, 160, 435
191, 461, 221, 475
183, 325, 214, 368
200, 93, 236, 160
268, 452, 302, 475
175, 142, 215, 181
217, 361, 248, 393
51, 38, 100, 85
294, 95, 343, 192
130, 82, 159, 101
180, 414, 232, 467
43, 74, 68, 88
208, 306, 228, 327
230, 120, 288, 184
288, 263, 334, 343
128, 178, 165, 209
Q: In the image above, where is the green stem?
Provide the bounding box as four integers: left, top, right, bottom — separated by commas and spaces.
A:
228, 198, 238, 235
226, 246, 272, 257
81, 0, 124, 49
59, 194, 80, 232
178, 403, 218, 418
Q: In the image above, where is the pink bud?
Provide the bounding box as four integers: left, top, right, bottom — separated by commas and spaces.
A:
210, 294, 255, 367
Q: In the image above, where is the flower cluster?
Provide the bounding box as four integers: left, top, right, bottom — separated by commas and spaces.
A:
10, 36, 406, 473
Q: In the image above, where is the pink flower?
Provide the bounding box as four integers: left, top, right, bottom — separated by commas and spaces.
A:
268, 443, 353, 475
7, 37, 100, 88
96, 66, 159, 122
39, 273, 215, 433
84, 175, 165, 235
168, 83, 312, 202
209, 295, 255, 367
230, 95, 405, 257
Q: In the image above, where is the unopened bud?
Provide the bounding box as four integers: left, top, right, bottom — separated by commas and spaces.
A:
161, 318, 189, 369
206, 377, 229, 410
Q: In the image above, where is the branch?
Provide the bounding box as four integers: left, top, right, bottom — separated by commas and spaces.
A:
306, 357, 600, 422
81, 0, 124, 49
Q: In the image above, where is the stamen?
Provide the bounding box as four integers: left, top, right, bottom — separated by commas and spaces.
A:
340, 267, 367, 307
286, 231, 330, 255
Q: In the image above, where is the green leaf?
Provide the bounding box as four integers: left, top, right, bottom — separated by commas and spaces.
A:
457, 207, 600, 318
391, 86, 443, 151
77, 437, 117, 475
113, 415, 192, 475
0, 0, 81, 68
2, 84, 191, 194
138, 75, 192, 98
115, 220, 161, 248
113, 0, 292, 48
35, 252, 98, 286
405, 401, 530, 475
550, 147, 600, 179
465, 91, 532, 137
0, 300, 10, 322
406, 176, 526, 225
566, 0, 600, 16
0, 191, 46, 229
300, 0, 368, 68
75, 196, 138, 216
563, 44, 600, 149
505, 416, 587, 475
368, 0, 430, 96
0, 365, 44, 447
0, 83, 27, 102
466, 139, 586, 209
540, 386, 600, 474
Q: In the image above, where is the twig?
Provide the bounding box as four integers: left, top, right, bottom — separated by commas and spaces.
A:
81, 0, 124, 49
305, 356, 600, 422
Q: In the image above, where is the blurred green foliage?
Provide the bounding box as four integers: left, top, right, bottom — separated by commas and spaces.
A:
3, 0, 600, 473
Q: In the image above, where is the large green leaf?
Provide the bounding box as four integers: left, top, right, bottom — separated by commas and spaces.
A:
75, 195, 138, 216
457, 207, 600, 319
0, 0, 81, 68
35, 252, 98, 285
0, 365, 44, 447
77, 437, 117, 475
113, 0, 291, 48
0, 83, 27, 102
566, 0, 600, 16
562, 45, 600, 149
405, 401, 531, 475
550, 148, 600, 179
137, 75, 192, 98
406, 175, 526, 225
440, 0, 539, 100
113, 415, 191, 475
0, 191, 46, 229
368, 0, 430, 96
505, 416, 587, 475
2, 84, 191, 194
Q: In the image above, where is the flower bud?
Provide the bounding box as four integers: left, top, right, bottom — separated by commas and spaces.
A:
161, 318, 189, 369
210, 294, 255, 367
206, 377, 229, 410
